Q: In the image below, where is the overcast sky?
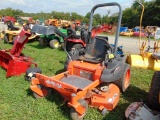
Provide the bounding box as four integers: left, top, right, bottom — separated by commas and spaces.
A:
0, 0, 152, 16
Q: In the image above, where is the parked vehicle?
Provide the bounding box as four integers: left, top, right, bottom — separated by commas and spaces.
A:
38, 27, 67, 49
3, 21, 38, 44
0, 29, 39, 77
27, 3, 131, 120
127, 2, 160, 71
120, 29, 133, 37
120, 27, 128, 32
3, 16, 17, 24
125, 54, 160, 120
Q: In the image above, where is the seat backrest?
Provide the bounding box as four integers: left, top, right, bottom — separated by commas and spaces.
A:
84, 37, 110, 62
67, 28, 76, 38
6, 21, 17, 30
81, 30, 88, 44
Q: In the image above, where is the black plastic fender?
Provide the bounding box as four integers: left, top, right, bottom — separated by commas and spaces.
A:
101, 55, 127, 82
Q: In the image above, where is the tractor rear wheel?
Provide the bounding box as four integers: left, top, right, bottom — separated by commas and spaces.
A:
4, 34, 9, 43
148, 71, 160, 110
33, 85, 52, 99
72, 44, 83, 50
113, 63, 131, 92
49, 39, 59, 49
70, 99, 88, 120
25, 67, 42, 81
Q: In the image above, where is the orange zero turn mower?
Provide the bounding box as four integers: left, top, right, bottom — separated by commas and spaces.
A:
29, 2, 131, 120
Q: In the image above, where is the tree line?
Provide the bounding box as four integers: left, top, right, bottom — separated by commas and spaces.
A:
0, 0, 159, 28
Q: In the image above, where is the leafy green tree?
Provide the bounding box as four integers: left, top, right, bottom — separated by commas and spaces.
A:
85, 12, 90, 19
93, 13, 102, 25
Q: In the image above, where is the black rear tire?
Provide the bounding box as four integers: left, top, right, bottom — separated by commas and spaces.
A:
25, 67, 42, 81
72, 44, 83, 49
70, 99, 88, 120
148, 71, 160, 110
113, 63, 131, 92
39, 37, 46, 46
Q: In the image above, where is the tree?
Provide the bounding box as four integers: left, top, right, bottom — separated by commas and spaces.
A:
85, 12, 90, 19
93, 13, 102, 25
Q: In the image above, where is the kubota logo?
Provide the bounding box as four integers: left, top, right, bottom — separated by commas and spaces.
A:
46, 79, 62, 88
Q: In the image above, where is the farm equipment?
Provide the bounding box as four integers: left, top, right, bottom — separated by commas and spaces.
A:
28, 3, 131, 120
102, 24, 117, 34
0, 28, 38, 77
120, 29, 133, 37
37, 26, 67, 49
125, 101, 160, 120
36, 24, 105, 50
127, 2, 160, 70
45, 19, 60, 27
3, 16, 17, 24
132, 26, 146, 37
3, 20, 21, 43
15, 16, 34, 25
66, 24, 110, 51
125, 54, 160, 120
3, 21, 39, 44
45, 19, 71, 29
59, 19, 71, 29
64, 24, 124, 70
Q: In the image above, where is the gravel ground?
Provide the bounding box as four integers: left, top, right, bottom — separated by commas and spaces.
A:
106, 35, 160, 54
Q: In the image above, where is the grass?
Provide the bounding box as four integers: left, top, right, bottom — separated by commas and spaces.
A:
0, 40, 154, 120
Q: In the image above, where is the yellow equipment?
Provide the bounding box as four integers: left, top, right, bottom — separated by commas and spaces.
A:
45, 19, 60, 27
127, 3, 160, 70
3, 21, 38, 43
120, 29, 133, 37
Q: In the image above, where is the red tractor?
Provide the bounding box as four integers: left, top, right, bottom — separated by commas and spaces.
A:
66, 25, 109, 51
3, 16, 17, 24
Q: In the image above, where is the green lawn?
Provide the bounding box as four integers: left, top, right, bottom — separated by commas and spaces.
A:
0, 40, 154, 120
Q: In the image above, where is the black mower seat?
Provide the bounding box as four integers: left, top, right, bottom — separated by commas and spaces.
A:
152, 53, 160, 60
67, 28, 81, 39
61, 75, 93, 89
6, 21, 19, 30
78, 36, 111, 63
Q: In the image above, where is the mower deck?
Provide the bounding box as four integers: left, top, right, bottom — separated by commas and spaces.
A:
31, 72, 120, 112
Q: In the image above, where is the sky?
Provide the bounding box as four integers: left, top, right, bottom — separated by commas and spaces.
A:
0, 0, 152, 16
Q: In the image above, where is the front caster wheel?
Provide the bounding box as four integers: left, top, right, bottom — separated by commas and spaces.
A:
33, 85, 52, 99
101, 108, 108, 116
70, 99, 88, 120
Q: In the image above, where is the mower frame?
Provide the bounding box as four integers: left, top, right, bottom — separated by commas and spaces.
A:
29, 2, 130, 120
